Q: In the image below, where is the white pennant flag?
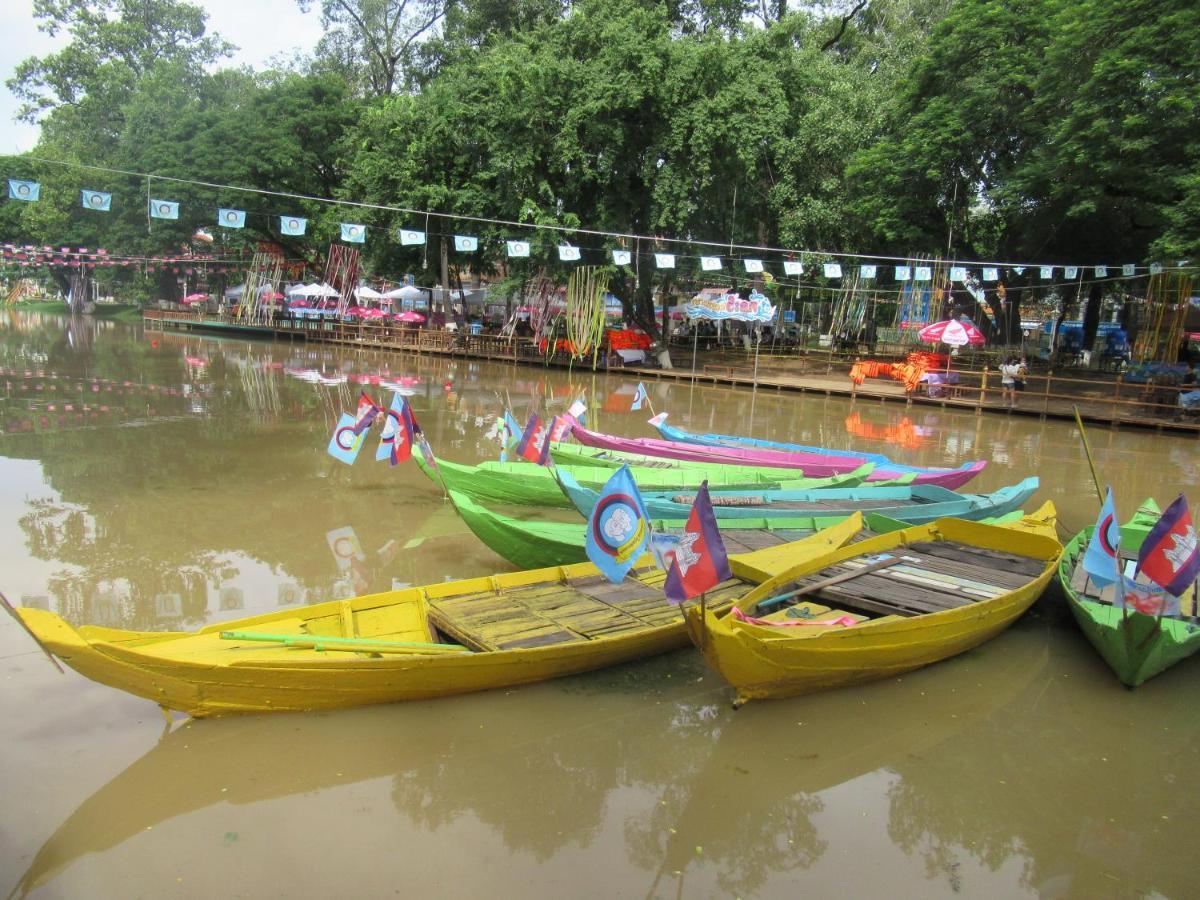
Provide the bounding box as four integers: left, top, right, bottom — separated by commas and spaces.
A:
743, 259, 764, 273
1040, 266, 1054, 280
558, 245, 581, 262
612, 249, 631, 265
914, 266, 932, 281
823, 262, 843, 279
860, 265, 877, 279
949, 266, 967, 282
399, 229, 426, 246
507, 240, 530, 258
783, 260, 804, 276
700, 256, 722, 271
654, 253, 675, 269
895, 266, 911, 281
982, 267, 999, 282
1094, 265, 1108, 278
1121, 264, 1136, 277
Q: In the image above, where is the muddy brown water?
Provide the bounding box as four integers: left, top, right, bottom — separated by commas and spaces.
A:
0, 311, 1196, 898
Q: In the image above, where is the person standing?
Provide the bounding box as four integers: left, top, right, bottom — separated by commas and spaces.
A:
999, 356, 1021, 408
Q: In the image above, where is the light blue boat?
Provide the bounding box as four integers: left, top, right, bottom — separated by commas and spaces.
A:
652, 418, 986, 488
555, 468, 1040, 524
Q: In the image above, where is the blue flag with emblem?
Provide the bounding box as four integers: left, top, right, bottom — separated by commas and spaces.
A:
218, 208, 246, 228
1082, 488, 1122, 588
280, 216, 307, 236
341, 223, 366, 243
585, 465, 651, 583
82, 190, 111, 211
631, 382, 649, 411
327, 412, 366, 465
149, 199, 179, 220
8, 180, 39, 202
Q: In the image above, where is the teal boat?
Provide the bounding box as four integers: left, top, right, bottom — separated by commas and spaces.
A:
415, 455, 874, 509
556, 468, 1040, 524
1058, 498, 1200, 686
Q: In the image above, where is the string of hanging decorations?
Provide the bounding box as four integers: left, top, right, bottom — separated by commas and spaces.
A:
3, 162, 1196, 291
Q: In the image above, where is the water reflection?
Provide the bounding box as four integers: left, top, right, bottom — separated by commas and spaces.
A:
3, 311, 1199, 898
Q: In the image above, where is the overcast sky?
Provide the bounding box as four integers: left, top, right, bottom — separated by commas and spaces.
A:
0, 0, 326, 155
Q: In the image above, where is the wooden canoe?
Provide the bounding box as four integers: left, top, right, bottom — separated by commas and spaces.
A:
446, 485, 1057, 573
651, 418, 987, 489
1058, 498, 1200, 687
13, 518, 861, 717
685, 517, 1062, 705
415, 454, 874, 508
571, 423, 988, 488
556, 467, 1040, 523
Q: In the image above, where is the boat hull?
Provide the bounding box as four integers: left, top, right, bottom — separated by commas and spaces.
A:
1057, 507, 1200, 687
652, 420, 986, 489
686, 518, 1061, 703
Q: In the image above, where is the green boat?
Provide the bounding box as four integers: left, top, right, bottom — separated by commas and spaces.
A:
1058, 498, 1200, 687
549, 442, 918, 485
446, 487, 1031, 570
416, 456, 874, 509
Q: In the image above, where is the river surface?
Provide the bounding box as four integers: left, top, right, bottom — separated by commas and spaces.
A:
0, 310, 1196, 898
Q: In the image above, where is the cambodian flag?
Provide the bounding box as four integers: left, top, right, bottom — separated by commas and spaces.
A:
517, 412, 550, 464
548, 414, 573, 444
585, 465, 650, 583
664, 482, 732, 605
631, 382, 649, 411
1136, 493, 1199, 597
351, 392, 379, 435
1082, 488, 1122, 588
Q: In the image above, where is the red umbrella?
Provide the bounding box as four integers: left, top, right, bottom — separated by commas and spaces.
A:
918, 318, 985, 347
396, 311, 426, 323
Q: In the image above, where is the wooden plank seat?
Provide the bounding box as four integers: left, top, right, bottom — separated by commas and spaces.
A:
427, 572, 745, 651
765, 540, 1037, 620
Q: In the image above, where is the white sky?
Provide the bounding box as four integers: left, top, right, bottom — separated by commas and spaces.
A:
0, 0, 326, 155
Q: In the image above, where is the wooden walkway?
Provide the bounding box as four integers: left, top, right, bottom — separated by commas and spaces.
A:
143, 310, 1200, 437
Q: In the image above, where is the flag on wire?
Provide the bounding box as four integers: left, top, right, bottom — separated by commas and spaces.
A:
218, 208, 245, 228
352, 393, 380, 435
280, 216, 307, 236
377, 394, 413, 464
341, 223, 366, 244
149, 199, 179, 220
784, 260, 804, 276
654, 253, 675, 269
327, 413, 366, 465
701, 256, 722, 271
1082, 488, 1122, 588
454, 235, 478, 252
399, 229, 426, 245
517, 412, 551, 464
631, 382, 649, 411
558, 245, 581, 262
664, 482, 733, 605
82, 190, 111, 211
1136, 494, 1199, 597
612, 249, 631, 266
585, 465, 651, 583
8, 180, 39, 202
507, 240, 530, 258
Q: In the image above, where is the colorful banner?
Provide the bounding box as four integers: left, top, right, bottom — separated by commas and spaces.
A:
1136, 494, 1199, 596
684, 290, 776, 324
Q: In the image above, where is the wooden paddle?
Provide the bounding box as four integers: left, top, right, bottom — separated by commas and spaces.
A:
0, 589, 64, 674
756, 554, 920, 614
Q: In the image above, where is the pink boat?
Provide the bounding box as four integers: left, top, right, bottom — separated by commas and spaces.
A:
569, 424, 987, 488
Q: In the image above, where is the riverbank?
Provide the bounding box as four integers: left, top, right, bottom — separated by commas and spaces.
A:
142, 309, 1200, 436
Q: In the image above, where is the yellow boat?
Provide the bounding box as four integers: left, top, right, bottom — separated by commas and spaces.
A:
684, 513, 1062, 706
12, 520, 859, 717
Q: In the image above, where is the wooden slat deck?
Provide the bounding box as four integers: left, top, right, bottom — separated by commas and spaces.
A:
767, 540, 1041, 619
428, 572, 745, 651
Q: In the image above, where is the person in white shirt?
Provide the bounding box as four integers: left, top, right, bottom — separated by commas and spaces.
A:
999, 356, 1021, 408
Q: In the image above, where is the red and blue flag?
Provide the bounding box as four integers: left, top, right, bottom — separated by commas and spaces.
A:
664, 482, 732, 605
1136, 493, 1199, 597
585, 465, 650, 583
376, 394, 412, 465
516, 412, 550, 464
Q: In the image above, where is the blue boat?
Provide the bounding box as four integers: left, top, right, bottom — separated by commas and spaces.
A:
555, 468, 1040, 524
652, 418, 985, 489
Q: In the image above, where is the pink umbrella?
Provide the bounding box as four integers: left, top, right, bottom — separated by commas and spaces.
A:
183, 292, 207, 302
396, 311, 426, 323
918, 318, 985, 348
